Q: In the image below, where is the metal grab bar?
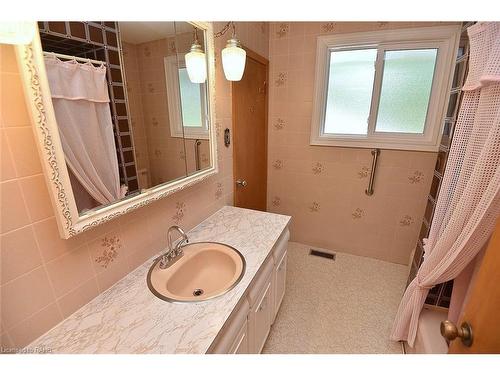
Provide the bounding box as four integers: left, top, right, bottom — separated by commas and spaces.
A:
194, 139, 202, 171
365, 148, 380, 196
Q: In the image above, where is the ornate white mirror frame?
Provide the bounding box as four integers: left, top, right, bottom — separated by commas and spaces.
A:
15, 21, 217, 239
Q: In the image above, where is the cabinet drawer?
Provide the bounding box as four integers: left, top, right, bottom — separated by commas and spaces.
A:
229, 318, 249, 354
274, 250, 287, 320
209, 298, 250, 353
250, 278, 273, 353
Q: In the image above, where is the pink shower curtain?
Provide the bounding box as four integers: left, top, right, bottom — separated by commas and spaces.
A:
390, 22, 500, 347
44, 55, 126, 205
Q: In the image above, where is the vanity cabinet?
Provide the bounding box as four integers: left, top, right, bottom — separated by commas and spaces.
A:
208, 228, 290, 354
248, 267, 274, 353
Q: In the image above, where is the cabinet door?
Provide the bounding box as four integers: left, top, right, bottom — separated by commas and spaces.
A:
229, 319, 249, 354
251, 279, 273, 353
274, 250, 287, 318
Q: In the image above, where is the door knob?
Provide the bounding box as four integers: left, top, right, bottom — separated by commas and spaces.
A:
440, 320, 473, 347
236, 179, 247, 187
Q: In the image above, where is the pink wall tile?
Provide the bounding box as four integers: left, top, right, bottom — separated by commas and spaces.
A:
8, 303, 62, 348
1, 180, 31, 234
19, 174, 54, 222
45, 245, 95, 298
33, 218, 84, 262
1, 226, 42, 285
0, 72, 31, 127
1, 266, 56, 329
0, 130, 17, 181
3, 127, 42, 177
0, 43, 18, 73
57, 277, 99, 318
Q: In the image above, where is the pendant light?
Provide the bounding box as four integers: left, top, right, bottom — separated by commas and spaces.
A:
185, 27, 207, 83
222, 37, 246, 81
216, 22, 246, 81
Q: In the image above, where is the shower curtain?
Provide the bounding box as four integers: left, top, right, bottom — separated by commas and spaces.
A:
44, 55, 126, 206
390, 22, 500, 347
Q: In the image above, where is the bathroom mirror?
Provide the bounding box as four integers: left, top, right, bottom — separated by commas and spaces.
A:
16, 21, 217, 238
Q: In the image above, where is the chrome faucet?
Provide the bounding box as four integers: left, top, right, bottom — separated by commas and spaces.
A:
159, 226, 189, 269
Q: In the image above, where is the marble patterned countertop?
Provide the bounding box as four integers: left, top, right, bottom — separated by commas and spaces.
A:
27, 206, 291, 353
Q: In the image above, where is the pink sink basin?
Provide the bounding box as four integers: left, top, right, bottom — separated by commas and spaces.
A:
147, 242, 246, 303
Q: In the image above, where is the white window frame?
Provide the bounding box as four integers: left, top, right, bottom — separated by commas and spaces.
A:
310, 26, 461, 151
164, 55, 209, 140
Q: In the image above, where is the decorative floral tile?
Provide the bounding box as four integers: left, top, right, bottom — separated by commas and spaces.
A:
215, 122, 222, 138
249, 105, 256, 113
309, 201, 320, 212
95, 236, 122, 269
272, 196, 281, 207
273, 159, 283, 170
400, 215, 414, 227
357, 166, 370, 179
352, 208, 364, 219
276, 23, 289, 38
142, 46, 151, 57
215, 183, 223, 200
275, 72, 287, 87
408, 171, 424, 184
172, 202, 186, 224
274, 118, 285, 130
169, 41, 176, 53
312, 162, 324, 175
179, 150, 186, 160
322, 22, 336, 32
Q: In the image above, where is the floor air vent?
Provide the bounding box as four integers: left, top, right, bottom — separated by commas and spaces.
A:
309, 249, 336, 260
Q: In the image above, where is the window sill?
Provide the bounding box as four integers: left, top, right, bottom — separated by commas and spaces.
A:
310, 135, 441, 152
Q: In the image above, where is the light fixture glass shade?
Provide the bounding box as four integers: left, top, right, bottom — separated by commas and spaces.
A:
222, 38, 246, 81
185, 43, 207, 83
0, 22, 35, 45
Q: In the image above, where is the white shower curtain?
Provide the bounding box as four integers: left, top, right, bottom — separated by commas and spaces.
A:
45, 55, 126, 205
390, 22, 500, 347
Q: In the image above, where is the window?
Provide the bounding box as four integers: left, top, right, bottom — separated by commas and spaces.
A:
178, 67, 204, 128
311, 26, 460, 151
164, 56, 209, 139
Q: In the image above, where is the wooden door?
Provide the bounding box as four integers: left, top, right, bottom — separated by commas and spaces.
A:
232, 48, 268, 211
448, 218, 500, 353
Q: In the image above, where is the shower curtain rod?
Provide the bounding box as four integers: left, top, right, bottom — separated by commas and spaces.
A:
43, 51, 107, 66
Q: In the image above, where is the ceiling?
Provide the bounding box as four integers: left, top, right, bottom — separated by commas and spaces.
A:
119, 21, 195, 44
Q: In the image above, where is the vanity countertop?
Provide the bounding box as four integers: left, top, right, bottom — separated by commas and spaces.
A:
26, 206, 291, 353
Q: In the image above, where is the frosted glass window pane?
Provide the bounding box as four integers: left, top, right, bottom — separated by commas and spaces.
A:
178, 68, 203, 128
324, 49, 377, 135
376, 49, 437, 134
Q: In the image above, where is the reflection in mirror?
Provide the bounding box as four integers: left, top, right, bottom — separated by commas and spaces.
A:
36, 21, 212, 216
172, 22, 211, 175
119, 21, 188, 189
